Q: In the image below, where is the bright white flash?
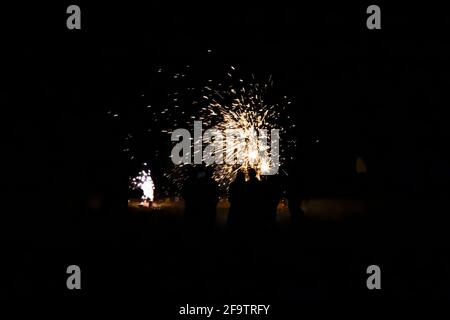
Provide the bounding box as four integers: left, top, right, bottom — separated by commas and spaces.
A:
132, 170, 155, 201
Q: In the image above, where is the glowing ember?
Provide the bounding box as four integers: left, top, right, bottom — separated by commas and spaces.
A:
131, 170, 155, 202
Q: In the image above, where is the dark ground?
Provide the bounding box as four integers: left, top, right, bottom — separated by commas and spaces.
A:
5, 199, 450, 305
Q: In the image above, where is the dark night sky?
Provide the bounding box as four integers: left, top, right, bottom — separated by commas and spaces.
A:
2, 2, 450, 240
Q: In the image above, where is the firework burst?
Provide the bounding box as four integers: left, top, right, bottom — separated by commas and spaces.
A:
124, 64, 296, 195
195, 70, 290, 187
131, 170, 155, 202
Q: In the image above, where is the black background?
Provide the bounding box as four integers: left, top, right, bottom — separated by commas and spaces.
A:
2, 1, 450, 310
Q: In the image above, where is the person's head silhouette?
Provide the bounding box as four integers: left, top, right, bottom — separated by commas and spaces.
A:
235, 169, 246, 183
248, 168, 258, 181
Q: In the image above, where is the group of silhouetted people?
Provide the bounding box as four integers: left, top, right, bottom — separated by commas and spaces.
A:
182, 166, 299, 231
228, 168, 282, 230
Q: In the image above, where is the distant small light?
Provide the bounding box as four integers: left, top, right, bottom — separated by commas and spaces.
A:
315, 139, 320, 143
207, 49, 212, 53
113, 114, 119, 117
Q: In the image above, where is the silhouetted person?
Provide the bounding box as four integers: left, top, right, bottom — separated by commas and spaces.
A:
182, 165, 219, 229
261, 175, 284, 229
244, 168, 264, 228
203, 166, 220, 226
286, 172, 305, 225
227, 169, 246, 228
